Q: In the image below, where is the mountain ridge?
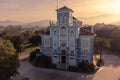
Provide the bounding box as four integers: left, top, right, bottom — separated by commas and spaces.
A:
0, 14, 120, 27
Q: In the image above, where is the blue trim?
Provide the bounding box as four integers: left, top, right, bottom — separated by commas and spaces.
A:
68, 27, 70, 56
78, 37, 81, 57
90, 37, 93, 58
70, 57, 75, 59
74, 28, 76, 59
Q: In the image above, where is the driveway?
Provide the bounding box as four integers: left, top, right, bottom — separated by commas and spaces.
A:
18, 59, 93, 80
18, 50, 120, 80
93, 50, 120, 80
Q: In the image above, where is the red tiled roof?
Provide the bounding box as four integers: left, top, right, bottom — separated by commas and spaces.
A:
79, 27, 94, 35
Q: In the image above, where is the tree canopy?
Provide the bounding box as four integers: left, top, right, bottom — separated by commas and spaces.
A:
111, 28, 120, 52
0, 38, 19, 80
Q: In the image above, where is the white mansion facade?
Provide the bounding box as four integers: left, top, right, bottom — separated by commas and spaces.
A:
41, 6, 94, 69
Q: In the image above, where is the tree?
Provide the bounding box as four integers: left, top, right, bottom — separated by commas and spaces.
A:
0, 38, 20, 80
111, 28, 120, 52
10, 35, 25, 52
29, 35, 41, 46
94, 37, 104, 66
29, 49, 40, 62
22, 29, 34, 41
94, 37, 104, 54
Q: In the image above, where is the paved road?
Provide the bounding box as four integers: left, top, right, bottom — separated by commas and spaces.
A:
18, 59, 93, 80
93, 50, 120, 80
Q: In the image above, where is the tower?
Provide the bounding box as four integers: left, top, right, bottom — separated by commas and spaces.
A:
56, 6, 74, 26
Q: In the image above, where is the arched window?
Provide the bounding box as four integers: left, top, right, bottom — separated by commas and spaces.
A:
60, 26, 66, 36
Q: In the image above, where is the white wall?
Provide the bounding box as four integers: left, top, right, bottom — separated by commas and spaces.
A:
69, 59, 76, 66
53, 57, 59, 64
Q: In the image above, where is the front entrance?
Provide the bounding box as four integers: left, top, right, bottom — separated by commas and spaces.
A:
61, 56, 66, 63
57, 49, 68, 70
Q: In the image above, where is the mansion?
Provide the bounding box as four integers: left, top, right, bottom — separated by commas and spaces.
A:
41, 6, 94, 70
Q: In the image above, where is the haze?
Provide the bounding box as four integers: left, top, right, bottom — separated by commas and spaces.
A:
0, 0, 120, 24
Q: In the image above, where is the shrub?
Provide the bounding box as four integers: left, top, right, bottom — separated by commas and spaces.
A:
68, 66, 79, 72
34, 55, 52, 68
29, 49, 40, 62
78, 61, 95, 72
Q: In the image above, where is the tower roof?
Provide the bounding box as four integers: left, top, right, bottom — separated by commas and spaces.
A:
56, 6, 73, 12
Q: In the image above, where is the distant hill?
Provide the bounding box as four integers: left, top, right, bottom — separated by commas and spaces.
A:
23, 20, 50, 28
78, 14, 120, 25
113, 21, 120, 25
1, 14, 120, 27
0, 20, 50, 28
0, 20, 23, 26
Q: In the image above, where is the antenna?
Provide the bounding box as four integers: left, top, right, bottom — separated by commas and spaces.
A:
57, 0, 58, 9
62, 0, 68, 7
65, 0, 67, 6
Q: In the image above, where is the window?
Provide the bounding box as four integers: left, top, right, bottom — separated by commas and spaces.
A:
45, 39, 50, 47
54, 40, 57, 47
82, 40, 88, 48
71, 31, 74, 37
54, 31, 56, 36
64, 16, 67, 23
82, 50, 88, 55
61, 40, 67, 47
60, 16, 62, 23
54, 50, 57, 55
70, 51, 74, 56
60, 27, 66, 36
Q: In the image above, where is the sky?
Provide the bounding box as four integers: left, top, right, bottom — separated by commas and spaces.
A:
0, 0, 120, 24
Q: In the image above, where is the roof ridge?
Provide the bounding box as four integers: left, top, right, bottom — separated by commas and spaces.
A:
56, 6, 73, 12
80, 27, 94, 35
